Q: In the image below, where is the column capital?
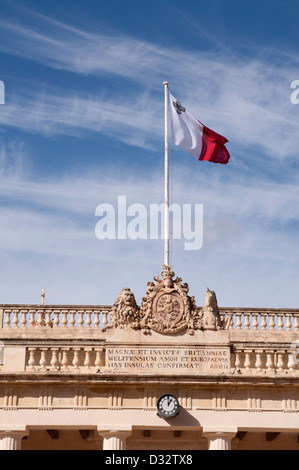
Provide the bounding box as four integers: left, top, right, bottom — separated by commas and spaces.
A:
0, 430, 28, 451
97, 429, 132, 451
202, 430, 237, 438
98, 430, 132, 439
202, 428, 237, 451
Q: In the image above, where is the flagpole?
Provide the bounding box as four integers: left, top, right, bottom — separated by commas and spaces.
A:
163, 81, 170, 267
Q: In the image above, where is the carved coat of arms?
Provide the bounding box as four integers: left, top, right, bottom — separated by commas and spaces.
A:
140, 265, 196, 335
109, 265, 226, 334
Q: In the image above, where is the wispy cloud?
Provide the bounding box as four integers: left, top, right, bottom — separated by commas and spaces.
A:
0, 86, 162, 148
0, 146, 298, 306
0, 7, 298, 308
0, 9, 298, 160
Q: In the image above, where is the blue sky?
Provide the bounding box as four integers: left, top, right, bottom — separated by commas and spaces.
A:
0, 0, 298, 308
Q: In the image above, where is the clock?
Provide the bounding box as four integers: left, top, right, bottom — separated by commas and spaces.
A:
157, 394, 180, 418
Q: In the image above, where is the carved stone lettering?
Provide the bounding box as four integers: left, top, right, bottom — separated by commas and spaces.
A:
105, 346, 230, 374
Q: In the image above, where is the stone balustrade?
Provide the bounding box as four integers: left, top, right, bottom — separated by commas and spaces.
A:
0, 305, 298, 376
231, 346, 299, 376
26, 345, 105, 373
0, 306, 111, 330
1, 306, 299, 332
219, 308, 299, 332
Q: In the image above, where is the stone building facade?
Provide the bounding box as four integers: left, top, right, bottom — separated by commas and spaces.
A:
0, 266, 298, 451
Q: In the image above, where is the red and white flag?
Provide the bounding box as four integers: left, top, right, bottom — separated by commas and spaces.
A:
169, 92, 230, 164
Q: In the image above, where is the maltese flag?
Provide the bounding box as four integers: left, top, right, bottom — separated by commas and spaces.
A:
169, 92, 230, 164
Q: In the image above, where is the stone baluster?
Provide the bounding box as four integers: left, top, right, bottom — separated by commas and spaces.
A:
29, 309, 36, 328
72, 348, 80, 371
85, 310, 92, 329
260, 313, 268, 331
244, 350, 252, 372
61, 348, 70, 371
61, 309, 69, 329
235, 313, 242, 331
251, 313, 258, 331
84, 347, 92, 371
52, 310, 60, 329
234, 350, 241, 372
94, 310, 100, 329
266, 350, 275, 373
45, 309, 52, 328
69, 310, 76, 328
285, 314, 292, 332
39, 348, 48, 371
12, 309, 20, 328
294, 314, 299, 332
20, 309, 28, 328
277, 351, 285, 373
244, 313, 251, 331
28, 348, 37, 371
287, 347, 298, 373
4, 310, 11, 329
277, 313, 284, 331
268, 313, 276, 332
50, 348, 59, 371
95, 348, 104, 370
102, 310, 109, 330
255, 350, 263, 373
36, 309, 45, 328
77, 310, 84, 329
228, 313, 235, 330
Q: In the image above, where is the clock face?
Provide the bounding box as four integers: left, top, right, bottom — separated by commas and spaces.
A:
157, 394, 180, 418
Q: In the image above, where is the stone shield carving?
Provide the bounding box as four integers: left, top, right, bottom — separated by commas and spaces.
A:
153, 292, 184, 329
140, 265, 196, 335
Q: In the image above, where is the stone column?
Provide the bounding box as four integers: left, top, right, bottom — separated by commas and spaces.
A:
99, 431, 131, 450
203, 431, 236, 451
0, 431, 27, 451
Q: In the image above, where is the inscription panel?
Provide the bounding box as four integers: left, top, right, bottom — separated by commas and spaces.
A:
106, 346, 230, 374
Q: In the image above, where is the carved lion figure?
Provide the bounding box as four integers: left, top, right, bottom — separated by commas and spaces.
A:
110, 288, 141, 330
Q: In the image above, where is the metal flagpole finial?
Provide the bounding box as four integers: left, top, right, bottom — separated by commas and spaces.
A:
163, 81, 169, 87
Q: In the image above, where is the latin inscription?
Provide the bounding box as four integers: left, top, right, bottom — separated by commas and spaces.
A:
106, 347, 230, 374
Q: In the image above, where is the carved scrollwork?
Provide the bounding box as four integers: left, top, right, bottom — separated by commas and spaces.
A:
140, 265, 196, 335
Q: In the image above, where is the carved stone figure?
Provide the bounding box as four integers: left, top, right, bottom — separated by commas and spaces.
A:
200, 288, 222, 331
108, 271, 224, 334
109, 287, 141, 330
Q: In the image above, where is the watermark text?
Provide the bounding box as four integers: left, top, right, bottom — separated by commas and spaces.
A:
95, 196, 203, 251
290, 80, 299, 105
